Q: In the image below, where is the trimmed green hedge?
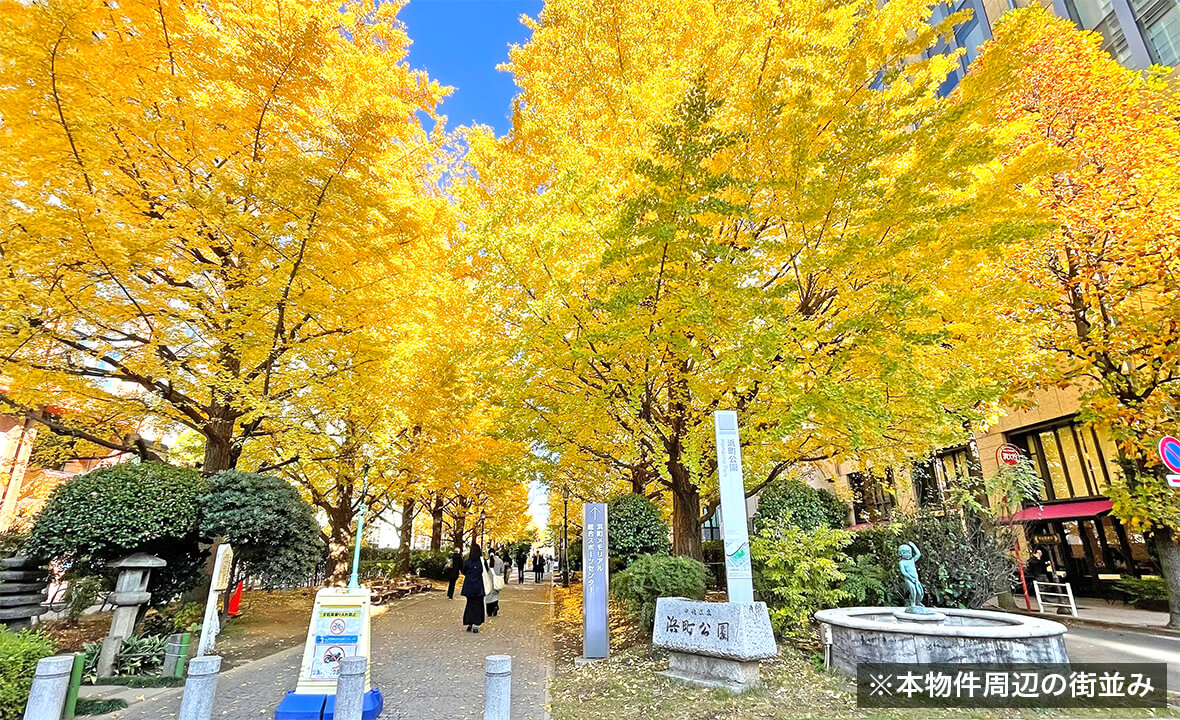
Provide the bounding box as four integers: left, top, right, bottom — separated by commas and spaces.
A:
0, 628, 56, 719
611, 554, 707, 631
27, 462, 207, 602
752, 477, 847, 534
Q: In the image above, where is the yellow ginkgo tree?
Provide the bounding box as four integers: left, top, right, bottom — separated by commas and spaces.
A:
0, 0, 446, 473
463, 0, 1048, 558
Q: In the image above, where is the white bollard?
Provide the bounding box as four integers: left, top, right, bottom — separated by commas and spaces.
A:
484, 654, 511, 720
178, 654, 222, 720
23, 654, 74, 720
334, 656, 367, 720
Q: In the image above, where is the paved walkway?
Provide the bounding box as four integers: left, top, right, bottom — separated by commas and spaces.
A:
107, 577, 554, 720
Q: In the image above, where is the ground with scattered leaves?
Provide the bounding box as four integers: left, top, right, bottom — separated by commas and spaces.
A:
549, 584, 1179, 720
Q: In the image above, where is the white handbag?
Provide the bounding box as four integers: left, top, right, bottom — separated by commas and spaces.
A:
493, 572, 505, 591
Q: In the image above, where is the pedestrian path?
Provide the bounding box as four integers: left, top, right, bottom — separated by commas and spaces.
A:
107, 577, 554, 720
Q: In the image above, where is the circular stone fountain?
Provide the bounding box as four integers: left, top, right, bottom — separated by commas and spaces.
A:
814, 606, 1068, 677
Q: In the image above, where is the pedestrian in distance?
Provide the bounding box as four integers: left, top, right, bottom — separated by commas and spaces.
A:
1026, 547, 1054, 583
532, 551, 544, 583
461, 543, 488, 633
502, 548, 511, 585
486, 549, 505, 617
444, 546, 462, 600
515, 545, 529, 584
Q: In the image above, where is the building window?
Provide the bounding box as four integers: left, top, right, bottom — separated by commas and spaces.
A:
701, 507, 721, 542
1064, 0, 1138, 64
849, 471, 896, 524
927, 0, 992, 95
1131, 0, 1180, 64
1008, 418, 1117, 501
912, 445, 983, 508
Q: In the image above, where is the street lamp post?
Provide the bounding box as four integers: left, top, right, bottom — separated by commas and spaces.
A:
562, 485, 569, 588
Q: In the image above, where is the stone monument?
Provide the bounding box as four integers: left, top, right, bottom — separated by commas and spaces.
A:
648, 412, 778, 692
97, 553, 165, 677
651, 597, 777, 692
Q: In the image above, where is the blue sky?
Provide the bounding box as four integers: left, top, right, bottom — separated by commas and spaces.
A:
399, 0, 544, 136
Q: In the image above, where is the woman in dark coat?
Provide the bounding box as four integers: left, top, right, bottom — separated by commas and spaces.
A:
461, 544, 487, 632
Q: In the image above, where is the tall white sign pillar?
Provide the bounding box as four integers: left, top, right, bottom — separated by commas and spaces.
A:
713, 411, 753, 604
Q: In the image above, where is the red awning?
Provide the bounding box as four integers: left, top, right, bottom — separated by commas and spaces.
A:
1006, 499, 1113, 524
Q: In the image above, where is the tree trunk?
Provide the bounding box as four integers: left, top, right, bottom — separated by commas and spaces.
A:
669, 461, 703, 560
429, 496, 444, 551
397, 496, 416, 575
202, 420, 236, 474
1154, 528, 1180, 630
325, 511, 355, 586
450, 504, 467, 551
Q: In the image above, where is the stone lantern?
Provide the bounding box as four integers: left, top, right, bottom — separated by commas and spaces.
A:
97, 553, 166, 678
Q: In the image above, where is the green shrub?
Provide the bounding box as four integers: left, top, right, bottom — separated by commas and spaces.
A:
358, 560, 404, 580
607, 494, 670, 568
0, 628, 56, 719
611, 554, 707, 632
358, 546, 400, 562
839, 554, 889, 605
200, 471, 325, 590
81, 634, 168, 681
1115, 577, 1168, 610
409, 550, 450, 580
752, 478, 848, 534
844, 511, 1015, 609
140, 602, 204, 636
751, 521, 851, 639
28, 462, 208, 603
63, 576, 104, 622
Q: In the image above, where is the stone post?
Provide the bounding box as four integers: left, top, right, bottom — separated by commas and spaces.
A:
177, 655, 221, 720
162, 633, 186, 677
334, 656, 367, 720
483, 654, 511, 720
22, 654, 74, 720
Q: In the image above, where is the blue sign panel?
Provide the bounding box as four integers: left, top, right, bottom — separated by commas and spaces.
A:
583, 503, 609, 659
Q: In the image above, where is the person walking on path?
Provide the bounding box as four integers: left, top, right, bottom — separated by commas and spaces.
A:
532, 552, 544, 583
461, 544, 488, 632
445, 546, 463, 600
486, 550, 505, 617
503, 549, 511, 586
515, 545, 528, 584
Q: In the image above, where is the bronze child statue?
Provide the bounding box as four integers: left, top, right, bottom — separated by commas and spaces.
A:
898, 542, 935, 615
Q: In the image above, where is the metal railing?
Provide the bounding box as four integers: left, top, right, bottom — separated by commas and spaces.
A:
1032, 580, 1078, 617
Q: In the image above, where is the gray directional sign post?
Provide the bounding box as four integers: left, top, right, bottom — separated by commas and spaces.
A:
713, 410, 754, 604
582, 503, 609, 659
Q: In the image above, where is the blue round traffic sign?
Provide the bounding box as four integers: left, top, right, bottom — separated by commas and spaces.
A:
1161, 436, 1180, 474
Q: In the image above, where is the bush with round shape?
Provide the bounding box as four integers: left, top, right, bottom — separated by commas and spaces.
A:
0, 628, 56, 719
199, 471, 326, 590
607, 493, 670, 568
752, 477, 848, 534
611, 554, 706, 632
27, 462, 207, 603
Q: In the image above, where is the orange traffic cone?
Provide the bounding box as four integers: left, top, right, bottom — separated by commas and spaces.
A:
227, 580, 244, 617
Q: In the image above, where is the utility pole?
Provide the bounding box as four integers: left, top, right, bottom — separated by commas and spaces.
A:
562, 484, 569, 588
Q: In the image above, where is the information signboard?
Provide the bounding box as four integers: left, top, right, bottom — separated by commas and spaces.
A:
583, 503, 608, 659
713, 411, 753, 604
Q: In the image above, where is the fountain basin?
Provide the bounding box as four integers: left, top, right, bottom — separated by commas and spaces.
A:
814, 606, 1068, 676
